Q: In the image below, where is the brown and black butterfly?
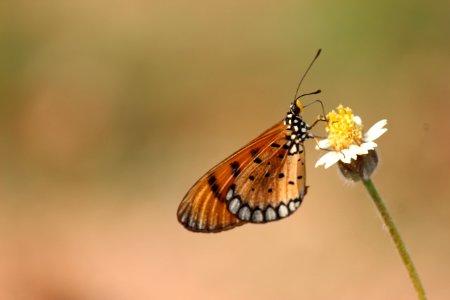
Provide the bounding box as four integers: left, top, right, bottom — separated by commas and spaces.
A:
177, 49, 325, 233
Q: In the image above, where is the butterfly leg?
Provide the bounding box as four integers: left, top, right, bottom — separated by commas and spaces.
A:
308, 114, 328, 130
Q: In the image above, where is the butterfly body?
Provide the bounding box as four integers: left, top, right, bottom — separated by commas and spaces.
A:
177, 106, 312, 233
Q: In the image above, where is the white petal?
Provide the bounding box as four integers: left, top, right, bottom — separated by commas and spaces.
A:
364, 119, 387, 141
360, 141, 377, 151
315, 152, 333, 167
354, 116, 362, 125
316, 139, 331, 150
324, 152, 344, 168
341, 148, 357, 163
340, 154, 352, 164
350, 144, 368, 155
315, 151, 341, 168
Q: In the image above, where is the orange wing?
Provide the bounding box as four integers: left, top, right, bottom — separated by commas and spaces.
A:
177, 121, 287, 232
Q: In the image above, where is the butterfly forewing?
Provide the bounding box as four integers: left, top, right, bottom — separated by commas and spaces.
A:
178, 112, 310, 233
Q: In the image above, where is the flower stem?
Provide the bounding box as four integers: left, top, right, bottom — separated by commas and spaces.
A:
362, 178, 427, 300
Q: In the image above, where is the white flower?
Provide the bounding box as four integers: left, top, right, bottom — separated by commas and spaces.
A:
315, 105, 387, 169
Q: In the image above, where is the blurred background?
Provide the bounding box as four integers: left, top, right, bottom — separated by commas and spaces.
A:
1, 0, 449, 299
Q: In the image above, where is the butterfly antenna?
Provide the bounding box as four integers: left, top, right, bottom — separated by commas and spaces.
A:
293, 49, 322, 101
296, 89, 321, 100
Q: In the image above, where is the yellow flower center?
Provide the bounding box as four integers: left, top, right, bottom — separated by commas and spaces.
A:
326, 105, 363, 151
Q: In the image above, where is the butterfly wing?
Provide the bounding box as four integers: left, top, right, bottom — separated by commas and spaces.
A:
178, 117, 308, 233
177, 121, 285, 232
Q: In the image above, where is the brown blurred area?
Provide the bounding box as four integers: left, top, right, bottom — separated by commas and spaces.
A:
1, 1, 449, 299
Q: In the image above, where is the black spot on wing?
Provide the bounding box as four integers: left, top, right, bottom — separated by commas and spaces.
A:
207, 175, 221, 198
208, 175, 216, 186
230, 161, 241, 177
250, 148, 259, 157
211, 184, 219, 193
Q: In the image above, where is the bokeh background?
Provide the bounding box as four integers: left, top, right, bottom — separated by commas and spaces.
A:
1, 1, 449, 299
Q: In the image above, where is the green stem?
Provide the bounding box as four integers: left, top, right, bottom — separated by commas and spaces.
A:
362, 178, 427, 300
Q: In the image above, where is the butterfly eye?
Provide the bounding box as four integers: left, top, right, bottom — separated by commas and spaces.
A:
290, 100, 304, 115
295, 99, 304, 114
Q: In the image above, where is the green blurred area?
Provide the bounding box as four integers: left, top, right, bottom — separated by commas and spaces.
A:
0, 1, 449, 299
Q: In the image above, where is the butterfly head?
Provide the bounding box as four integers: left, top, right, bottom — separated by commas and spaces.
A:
290, 89, 321, 116
290, 99, 304, 116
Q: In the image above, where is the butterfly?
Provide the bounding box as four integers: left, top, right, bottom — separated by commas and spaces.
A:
177, 50, 324, 233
